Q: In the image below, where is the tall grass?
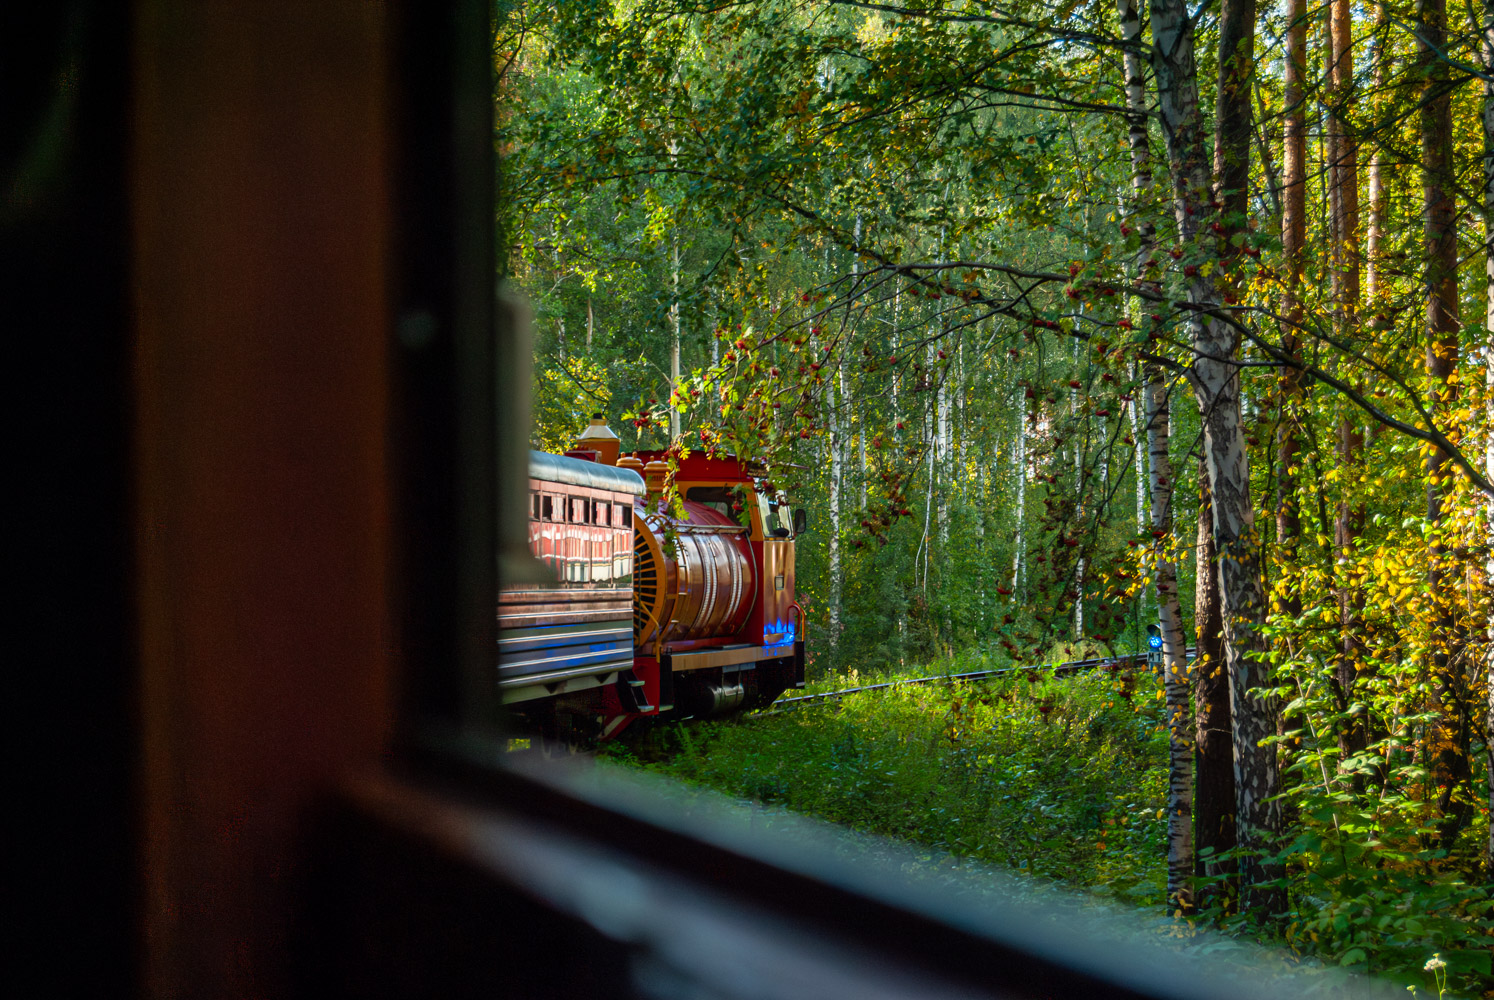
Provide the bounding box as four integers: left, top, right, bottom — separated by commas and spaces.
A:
614, 659, 1170, 903
608, 653, 1494, 996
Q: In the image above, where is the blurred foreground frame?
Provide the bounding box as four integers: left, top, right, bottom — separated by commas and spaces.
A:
304, 748, 1397, 1000
15, 0, 1403, 996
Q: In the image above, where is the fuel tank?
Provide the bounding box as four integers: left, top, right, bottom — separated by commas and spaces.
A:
632, 500, 755, 647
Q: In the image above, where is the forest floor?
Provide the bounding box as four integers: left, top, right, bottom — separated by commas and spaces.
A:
601, 653, 1489, 998
609, 653, 1172, 903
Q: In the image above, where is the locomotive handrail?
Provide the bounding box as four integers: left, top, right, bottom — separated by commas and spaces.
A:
755, 647, 1196, 715
675, 522, 749, 535
786, 602, 806, 645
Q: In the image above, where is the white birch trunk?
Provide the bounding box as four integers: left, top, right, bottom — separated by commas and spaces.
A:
1129, 387, 1146, 531
670, 231, 681, 442
1148, 367, 1195, 911
859, 403, 867, 510
1151, 0, 1281, 913
957, 338, 967, 485
829, 362, 843, 654
914, 409, 926, 588
1366, 3, 1387, 304
892, 291, 902, 431
1013, 403, 1026, 596
1119, 0, 1153, 541
937, 355, 950, 548
1074, 558, 1085, 639
1122, 0, 1193, 908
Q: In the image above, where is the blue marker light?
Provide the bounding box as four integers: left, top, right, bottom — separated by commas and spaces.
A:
763, 619, 796, 651
1146, 623, 1163, 650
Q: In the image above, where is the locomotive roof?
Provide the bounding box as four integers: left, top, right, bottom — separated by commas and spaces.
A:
528, 449, 646, 496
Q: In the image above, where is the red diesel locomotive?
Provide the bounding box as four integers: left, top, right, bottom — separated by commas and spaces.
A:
498, 415, 806, 744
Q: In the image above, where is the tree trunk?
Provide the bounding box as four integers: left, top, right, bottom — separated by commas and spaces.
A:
1152, 0, 1283, 916
1145, 364, 1194, 911
859, 402, 868, 511
1013, 403, 1026, 597
1366, 3, 1388, 305
892, 290, 902, 432
1276, 0, 1307, 618
1120, 0, 1192, 908
936, 340, 950, 548
670, 229, 682, 441
957, 339, 967, 487
1119, 0, 1151, 540
1419, 0, 1474, 851
1329, 0, 1366, 767
1130, 389, 1147, 532
829, 361, 844, 657
1194, 466, 1237, 903
1483, 0, 1494, 878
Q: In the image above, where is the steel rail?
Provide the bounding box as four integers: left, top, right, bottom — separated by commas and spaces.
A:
755, 647, 1197, 716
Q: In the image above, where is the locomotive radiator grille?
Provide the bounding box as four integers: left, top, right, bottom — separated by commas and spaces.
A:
632, 528, 660, 641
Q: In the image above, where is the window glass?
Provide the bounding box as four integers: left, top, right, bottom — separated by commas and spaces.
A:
685, 484, 733, 517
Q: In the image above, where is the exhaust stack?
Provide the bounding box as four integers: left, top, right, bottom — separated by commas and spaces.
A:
571, 413, 621, 465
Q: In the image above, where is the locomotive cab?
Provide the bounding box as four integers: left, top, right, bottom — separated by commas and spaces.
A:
623, 443, 805, 733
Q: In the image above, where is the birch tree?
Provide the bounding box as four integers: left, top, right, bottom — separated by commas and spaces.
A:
1151, 0, 1283, 915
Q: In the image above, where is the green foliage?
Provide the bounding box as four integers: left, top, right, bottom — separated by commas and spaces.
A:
613, 658, 1494, 994
619, 664, 1171, 902
502, 0, 1175, 673
1254, 621, 1494, 995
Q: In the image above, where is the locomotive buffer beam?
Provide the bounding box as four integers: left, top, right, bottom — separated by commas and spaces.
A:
666, 643, 789, 672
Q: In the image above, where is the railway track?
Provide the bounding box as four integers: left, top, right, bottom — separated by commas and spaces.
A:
755, 647, 1196, 716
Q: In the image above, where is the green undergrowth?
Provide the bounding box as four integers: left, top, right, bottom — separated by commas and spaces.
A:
612, 655, 1170, 903
793, 638, 1118, 697
607, 652, 1494, 997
